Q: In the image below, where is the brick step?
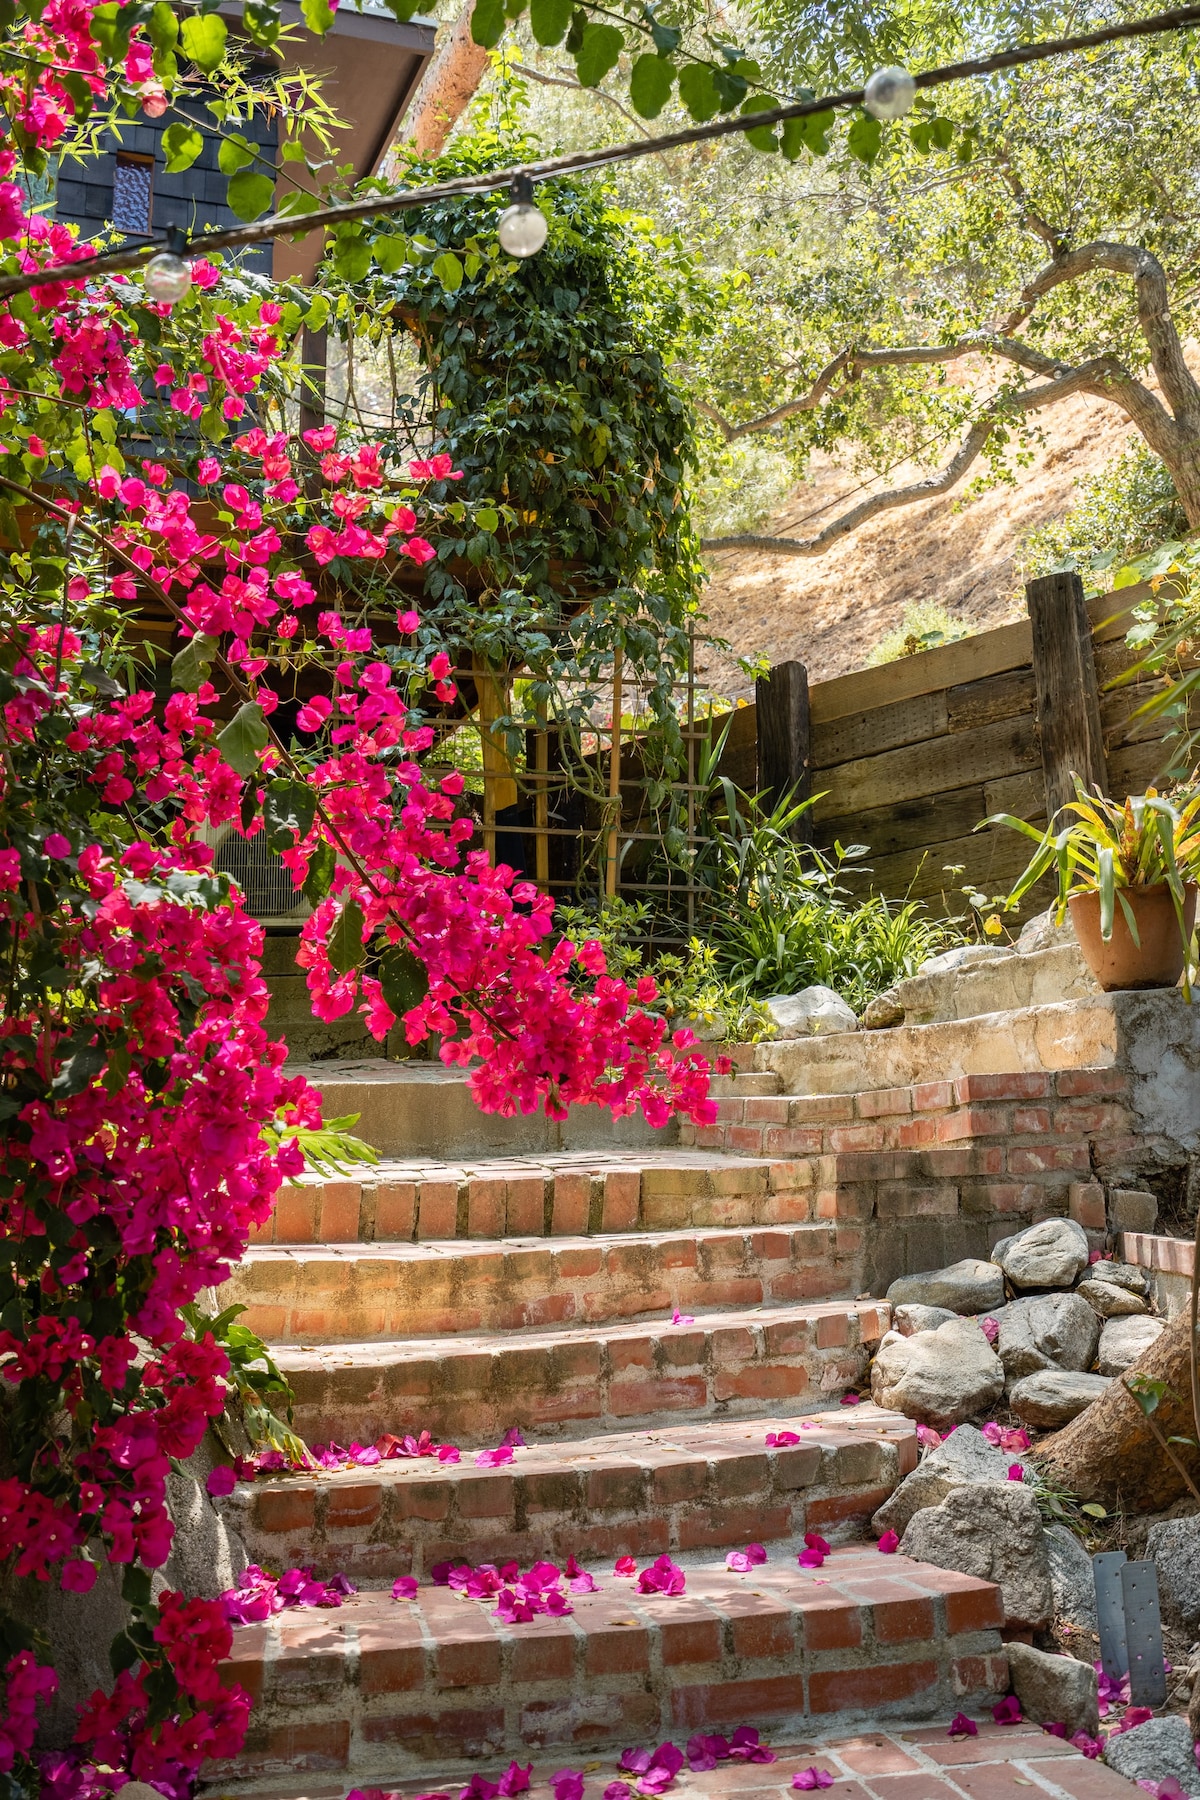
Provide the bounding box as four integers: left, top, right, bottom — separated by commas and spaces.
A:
211, 1547, 1006, 1783
253, 1151, 820, 1247
270, 1300, 889, 1445
221, 1408, 917, 1581
223, 1224, 862, 1344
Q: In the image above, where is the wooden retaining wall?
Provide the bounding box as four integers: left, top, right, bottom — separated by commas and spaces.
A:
719, 579, 1190, 909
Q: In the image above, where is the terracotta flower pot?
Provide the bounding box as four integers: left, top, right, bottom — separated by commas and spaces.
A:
1068, 882, 1198, 992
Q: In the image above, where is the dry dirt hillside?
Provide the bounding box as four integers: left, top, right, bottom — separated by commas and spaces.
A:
696, 388, 1137, 698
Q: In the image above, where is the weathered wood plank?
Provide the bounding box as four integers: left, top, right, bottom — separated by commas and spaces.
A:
1109, 738, 1176, 795
1028, 571, 1107, 818
756, 662, 811, 838
807, 617, 1035, 725
813, 784, 988, 860
843, 827, 1051, 912
813, 712, 1040, 818
811, 688, 947, 770
946, 667, 1037, 734
984, 770, 1045, 823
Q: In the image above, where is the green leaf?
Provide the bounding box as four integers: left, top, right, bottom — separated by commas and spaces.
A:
677, 63, 720, 122
475, 506, 499, 532
243, 0, 281, 48
263, 778, 317, 853
52, 1042, 105, 1097
171, 632, 217, 692
929, 115, 954, 151
380, 0, 421, 19
218, 131, 257, 174
710, 66, 747, 110
740, 94, 776, 152
121, 1566, 153, 1609
1080, 1503, 1108, 1519
227, 169, 276, 221
333, 233, 373, 281
303, 838, 336, 905
470, 0, 505, 46
847, 112, 882, 165
373, 234, 411, 272
530, 0, 571, 45
216, 701, 269, 777
147, 3, 179, 49
645, 8, 680, 54
180, 11, 227, 69
302, 0, 335, 30
328, 898, 366, 974
432, 250, 464, 293
379, 943, 429, 1016
630, 53, 673, 118
574, 21, 623, 87
908, 118, 933, 154
798, 107, 834, 155
109, 1630, 139, 1677
280, 139, 307, 163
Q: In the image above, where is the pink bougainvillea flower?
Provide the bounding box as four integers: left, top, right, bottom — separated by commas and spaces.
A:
877, 1530, 900, 1554
791, 1770, 834, 1791
686, 1727, 774, 1767
839, 1392, 861, 1406
551, 1774, 584, 1800
206, 1466, 237, 1497
475, 1445, 514, 1467
1113, 1706, 1154, 1735
614, 1557, 637, 1576
980, 1316, 1000, 1343
564, 1555, 598, 1593
44, 832, 71, 857
726, 1550, 753, 1573
766, 1431, 800, 1447
992, 1696, 1023, 1725
670, 1309, 695, 1325
1007, 1463, 1025, 1481
804, 1532, 830, 1555
60, 1558, 97, 1593
500, 1426, 526, 1448
915, 1424, 942, 1449
392, 1576, 418, 1600
637, 1555, 685, 1596
797, 1547, 825, 1568
947, 1714, 978, 1738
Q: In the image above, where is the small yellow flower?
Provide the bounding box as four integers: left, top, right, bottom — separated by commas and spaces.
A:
983, 915, 1003, 938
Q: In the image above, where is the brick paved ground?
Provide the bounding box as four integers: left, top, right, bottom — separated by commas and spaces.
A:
211, 1720, 1141, 1800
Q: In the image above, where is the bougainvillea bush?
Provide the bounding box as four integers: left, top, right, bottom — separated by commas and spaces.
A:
0, 10, 719, 1799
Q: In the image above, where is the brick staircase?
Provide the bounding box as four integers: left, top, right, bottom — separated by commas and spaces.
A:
208, 1054, 1023, 1790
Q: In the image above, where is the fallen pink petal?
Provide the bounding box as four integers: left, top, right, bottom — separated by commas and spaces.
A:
877, 1530, 899, 1554
670, 1309, 695, 1324
791, 1770, 834, 1791
947, 1713, 978, 1739
992, 1696, 1023, 1725
766, 1430, 800, 1447
391, 1576, 418, 1600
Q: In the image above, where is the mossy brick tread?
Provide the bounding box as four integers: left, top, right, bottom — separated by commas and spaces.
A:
223, 1408, 917, 1579
211, 1549, 1007, 1781
224, 1225, 865, 1343
251, 1151, 818, 1246
270, 1301, 889, 1445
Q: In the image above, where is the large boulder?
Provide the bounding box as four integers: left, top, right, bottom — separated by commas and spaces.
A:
886, 1259, 1005, 1315
872, 1424, 1010, 1536
1097, 1314, 1165, 1375
1008, 1369, 1112, 1427
995, 1292, 1100, 1381
1145, 1515, 1200, 1631
1005, 1642, 1098, 1738
899, 1482, 1054, 1629
765, 986, 856, 1037
1104, 1717, 1200, 1795
1043, 1522, 1098, 1632
861, 988, 904, 1030
870, 1318, 1005, 1428
992, 1218, 1090, 1290
893, 1303, 957, 1337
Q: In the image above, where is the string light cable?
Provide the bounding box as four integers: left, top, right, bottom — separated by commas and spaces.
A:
4, 1, 1200, 299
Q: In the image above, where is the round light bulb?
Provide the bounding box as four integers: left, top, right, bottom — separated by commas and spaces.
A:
863, 64, 916, 120
497, 200, 547, 260
143, 251, 192, 304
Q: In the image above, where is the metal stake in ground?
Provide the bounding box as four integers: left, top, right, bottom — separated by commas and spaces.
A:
1122, 1558, 1167, 1707
1093, 1550, 1130, 1681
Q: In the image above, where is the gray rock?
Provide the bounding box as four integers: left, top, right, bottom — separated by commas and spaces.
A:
899, 1481, 1054, 1628
1005, 1641, 1099, 1737
993, 1217, 1090, 1290
1044, 1522, 1099, 1631
1085, 1259, 1150, 1296
995, 1292, 1101, 1381
871, 1317, 1005, 1428
1104, 1716, 1200, 1795
1097, 1314, 1165, 1375
1008, 1369, 1112, 1426
886, 1258, 1006, 1315
1146, 1515, 1200, 1630
861, 988, 904, 1029
893, 1303, 957, 1336
765, 985, 857, 1038
1016, 907, 1076, 954
1076, 1278, 1150, 1319
916, 945, 1007, 975
872, 1423, 1011, 1536
1108, 1188, 1159, 1234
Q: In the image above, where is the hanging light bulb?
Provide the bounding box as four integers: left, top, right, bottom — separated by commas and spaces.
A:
143, 227, 192, 304
863, 64, 916, 120
497, 175, 547, 260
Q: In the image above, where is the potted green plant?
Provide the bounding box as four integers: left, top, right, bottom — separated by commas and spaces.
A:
986, 783, 1200, 994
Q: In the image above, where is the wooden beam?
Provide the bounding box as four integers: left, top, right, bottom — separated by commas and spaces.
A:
755, 659, 812, 840
1026, 570, 1107, 822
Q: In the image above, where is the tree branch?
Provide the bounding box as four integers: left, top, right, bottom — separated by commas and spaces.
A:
510, 62, 654, 139
996, 144, 1068, 257
699, 357, 1125, 558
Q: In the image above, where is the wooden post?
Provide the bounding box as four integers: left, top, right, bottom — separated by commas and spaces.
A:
299, 325, 327, 497
475, 660, 518, 865
1026, 570, 1107, 823
606, 644, 623, 899
755, 659, 812, 841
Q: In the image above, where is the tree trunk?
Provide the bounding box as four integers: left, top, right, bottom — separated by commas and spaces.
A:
1163, 439, 1200, 531
401, 0, 490, 160
1035, 1308, 1200, 1512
